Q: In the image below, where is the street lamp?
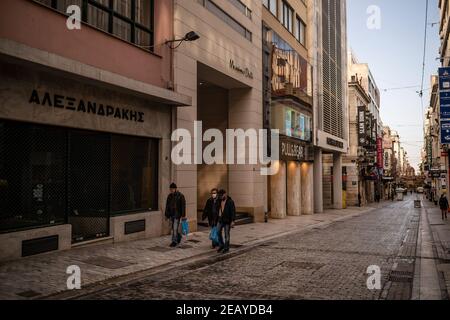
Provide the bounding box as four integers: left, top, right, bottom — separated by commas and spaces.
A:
165, 31, 201, 49
139, 31, 200, 50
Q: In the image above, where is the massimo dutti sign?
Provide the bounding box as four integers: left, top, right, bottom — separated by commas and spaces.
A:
229, 59, 254, 79
28, 89, 145, 123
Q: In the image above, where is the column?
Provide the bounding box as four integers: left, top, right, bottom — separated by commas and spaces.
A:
313, 148, 323, 213
301, 162, 314, 214
287, 161, 301, 216
270, 161, 286, 219
333, 153, 343, 209
228, 88, 265, 221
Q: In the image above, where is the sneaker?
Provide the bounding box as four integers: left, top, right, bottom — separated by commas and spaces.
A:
222, 248, 229, 254
170, 242, 177, 247
217, 247, 224, 253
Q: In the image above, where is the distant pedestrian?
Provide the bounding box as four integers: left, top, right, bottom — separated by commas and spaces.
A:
439, 194, 449, 220
164, 183, 186, 247
202, 188, 221, 249
216, 189, 236, 254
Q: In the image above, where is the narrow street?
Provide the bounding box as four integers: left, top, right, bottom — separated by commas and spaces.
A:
77, 197, 447, 300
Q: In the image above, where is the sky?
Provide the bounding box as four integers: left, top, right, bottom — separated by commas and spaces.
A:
347, 0, 441, 171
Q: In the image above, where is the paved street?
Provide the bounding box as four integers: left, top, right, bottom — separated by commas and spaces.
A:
78, 196, 448, 300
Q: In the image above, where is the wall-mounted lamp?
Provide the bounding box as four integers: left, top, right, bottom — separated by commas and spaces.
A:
165, 31, 200, 49
139, 31, 200, 50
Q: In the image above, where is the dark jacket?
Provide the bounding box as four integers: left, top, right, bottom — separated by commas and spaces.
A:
165, 191, 186, 219
202, 197, 220, 226
218, 196, 236, 225
439, 196, 449, 210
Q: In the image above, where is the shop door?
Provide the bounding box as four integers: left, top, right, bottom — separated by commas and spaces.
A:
68, 130, 110, 243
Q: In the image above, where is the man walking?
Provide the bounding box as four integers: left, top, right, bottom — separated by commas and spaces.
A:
216, 189, 236, 254
439, 193, 449, 220
164, 183, 186, 247
202, 188, 220, 249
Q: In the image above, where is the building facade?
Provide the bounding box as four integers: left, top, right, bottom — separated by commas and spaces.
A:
173, 0, 264, 227
345, 59, 371, 206
262, 0, 315, 218
0, 0, 191, 261
312, 0, 349, 211
439, 0, 450, 66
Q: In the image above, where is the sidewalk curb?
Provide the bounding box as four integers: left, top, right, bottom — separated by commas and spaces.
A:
39, 205, 382, 300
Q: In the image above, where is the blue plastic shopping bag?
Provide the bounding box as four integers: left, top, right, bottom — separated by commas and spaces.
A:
209, 226, 219, 244
181, 219, 189, 236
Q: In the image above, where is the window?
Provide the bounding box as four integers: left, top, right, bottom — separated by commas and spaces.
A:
34, 0, 154, 51
201, 0, 252, 41
281, 1, 293, 33
229, 0, 252, 19
296, 16, 306, 45
263, 0, 277, 16
0, 121, 66, 232
111, 135, 158, 213
0, 120, 159, 234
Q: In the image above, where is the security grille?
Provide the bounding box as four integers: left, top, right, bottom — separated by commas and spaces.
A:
0, 121, 66, 232
321, 0, 344, 139
0, 120, 158, 242
68, 130, 110, 242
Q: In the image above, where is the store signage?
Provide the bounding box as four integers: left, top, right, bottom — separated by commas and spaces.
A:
440, 91, 450, 106
439, 67, 450, 91
441, 105, 450, 118
229, 59, 254, 79
376, 137, 383, 169
427, 137, 432, 165
279, 136, 311, 162
441, 119, 450, 144
357, 106, 366, 146
326, 137, 344, 149
29, 89, 144, 123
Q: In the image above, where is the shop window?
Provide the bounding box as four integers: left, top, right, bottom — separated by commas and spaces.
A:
0, 121, 66, 232
0, 120, 159, 235
111, 135, 158, 213
68, 130, 110, 242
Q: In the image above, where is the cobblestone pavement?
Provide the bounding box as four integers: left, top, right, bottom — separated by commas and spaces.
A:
82, 197, 423, 300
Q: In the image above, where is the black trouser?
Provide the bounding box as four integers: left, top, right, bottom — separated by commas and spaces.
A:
217, 222, 231, 250
442, 209, 448, 219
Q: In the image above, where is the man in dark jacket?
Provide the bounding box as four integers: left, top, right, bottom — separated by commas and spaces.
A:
216, 189, 236, 254
202, 188, 220, 249
439, 193, 449, 220
164, 183, 186, 247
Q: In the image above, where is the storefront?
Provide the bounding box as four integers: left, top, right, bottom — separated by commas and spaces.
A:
263, 24, 315, 218
0, 55, 186, 261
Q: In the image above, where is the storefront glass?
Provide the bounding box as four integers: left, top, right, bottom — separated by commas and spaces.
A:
0, 121, 66, 232
0, 120, 159, 236
111, 135, 159, 213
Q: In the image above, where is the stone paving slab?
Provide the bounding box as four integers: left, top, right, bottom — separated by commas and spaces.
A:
0, 204, 383, 300
422, 200, 450, 299
83, 200, 414, 300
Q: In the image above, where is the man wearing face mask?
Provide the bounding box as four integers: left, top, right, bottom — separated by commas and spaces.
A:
216, 189, 236, 254
202, 188, 220, 249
